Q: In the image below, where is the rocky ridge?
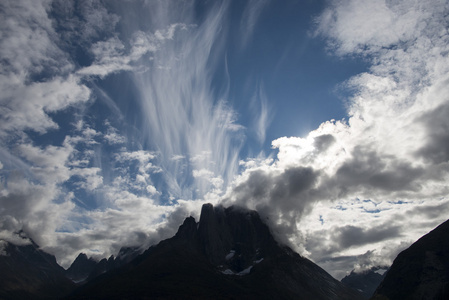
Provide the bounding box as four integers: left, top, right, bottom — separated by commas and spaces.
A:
67, 204, 363, 299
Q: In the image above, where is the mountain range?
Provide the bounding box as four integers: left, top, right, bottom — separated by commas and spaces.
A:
67, 204, 362, 299
0, 233, 73, 299
0, 204, 448, 299
341, 267, 388, 299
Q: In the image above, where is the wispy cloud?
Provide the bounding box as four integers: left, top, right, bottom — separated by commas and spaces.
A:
250, 83, 273, 145
129, 1, 245, 199
0, 0, 257, 267
239, 0, 270, 49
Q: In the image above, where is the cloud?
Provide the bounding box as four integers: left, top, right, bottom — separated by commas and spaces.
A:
103, 123, 127, 145
0, 0, 92, 137
250, 84, 273, 145
51, 0, 120, 45
222, 0, 449, 277
34, 1, 268, 266
415, 102, 449, 164
129, 1, 246, 200
314, 0, 427, 56
0, 0, 71, 76
239, 0, 270, 48
333, 224, 401, 249
2, 0, 447, 280
0, 75, 90, 136
333, 146, 424, 193
77, 23, 190, 77
0, 0, 95, 258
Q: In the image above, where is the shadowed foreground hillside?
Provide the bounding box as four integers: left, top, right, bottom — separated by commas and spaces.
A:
372, 219, 449, 300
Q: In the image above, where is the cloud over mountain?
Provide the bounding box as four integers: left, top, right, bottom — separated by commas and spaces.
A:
223, 0, 449, 278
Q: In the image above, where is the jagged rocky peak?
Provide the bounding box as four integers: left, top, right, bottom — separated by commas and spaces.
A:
67, 203, 364, 300
175, 216, 197, 239
184, 203, 276, 274
66, 253, 97, 282
198, 204, 233, 265
341, 266, 388, 299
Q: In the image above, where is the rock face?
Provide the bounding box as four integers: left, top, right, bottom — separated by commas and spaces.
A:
0, 238, 74, 299
68, 204, 363, 299
66, 253, 98, 282
371, 219, 449, 300
341, 267, 388, 299
66, 247, 142, 283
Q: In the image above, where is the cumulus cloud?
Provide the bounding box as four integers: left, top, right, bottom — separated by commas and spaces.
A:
223, 0, 449, 278
51, 0, 120, 46
314, 0, 426, 56
0, 0, 95, 257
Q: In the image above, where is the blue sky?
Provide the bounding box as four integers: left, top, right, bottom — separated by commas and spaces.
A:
1, 0, 449, 279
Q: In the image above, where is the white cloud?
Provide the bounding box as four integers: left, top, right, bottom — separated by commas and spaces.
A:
146, 185, 160, 195
0, 0, 92, 138
171, 155, 185, 161
0, 75, 90, 137
71, 167, 103, 191
104, 125, 126, 145
240, 0, 270, 49
224, 0, 449, 278
0, 0, 72, 76
77, 24, 190, 78
17, 141, 73, 185
51, 0, 120, 44
116, 150, 155, 162
131, 1, 245, 200
250, 84, 272, 145
314, 0, 427, 56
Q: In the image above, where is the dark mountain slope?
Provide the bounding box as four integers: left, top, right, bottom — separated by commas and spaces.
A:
0, 237, 74, 299
371, 219, 449, 300
68, 204, 363, 300
341, 267, 388, 299
66, 253, 98, 282
66, 246, 143, 283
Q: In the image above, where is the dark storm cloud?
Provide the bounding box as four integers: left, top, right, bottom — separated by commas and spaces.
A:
304, 223, 401, 260
406, 202, 449, 220
334, 224, 401, 249
313, 134, 336, 153
334, 146, 424, 193
232, 166, 319, 212
226, 166, 320, 242
415, 102, 449, 164
270, 167, 319, 206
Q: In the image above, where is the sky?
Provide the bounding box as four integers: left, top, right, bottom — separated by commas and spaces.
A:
1, 0, 449, 280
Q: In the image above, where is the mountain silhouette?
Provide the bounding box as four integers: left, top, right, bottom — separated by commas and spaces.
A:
372, 219, 449, 300
67, 204, 362, 299
0, 234, 74, 299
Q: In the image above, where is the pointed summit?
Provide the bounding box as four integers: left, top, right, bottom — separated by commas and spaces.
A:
66, 253, 97, 283
175, 216, 197, 240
